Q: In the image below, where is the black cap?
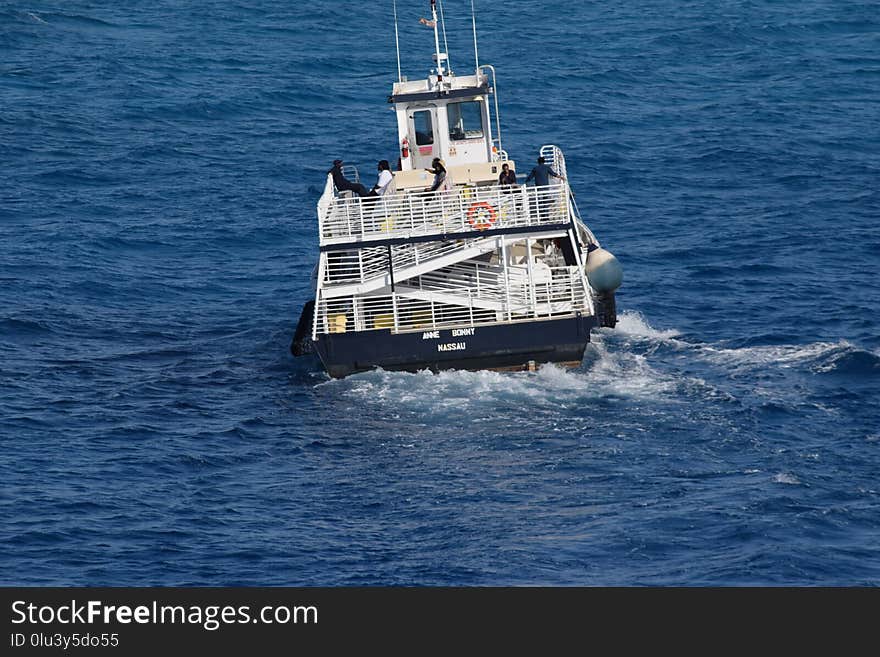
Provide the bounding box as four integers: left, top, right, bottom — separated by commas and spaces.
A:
333, 159, 343, 166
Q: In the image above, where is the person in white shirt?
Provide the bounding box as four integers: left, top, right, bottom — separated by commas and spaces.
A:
370, 160, 394, 196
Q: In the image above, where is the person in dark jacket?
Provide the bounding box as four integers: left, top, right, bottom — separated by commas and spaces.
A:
498, 163, 517, 191
329, 159, 370, 197
524, 157, 564, 186
525, 157, 565, 221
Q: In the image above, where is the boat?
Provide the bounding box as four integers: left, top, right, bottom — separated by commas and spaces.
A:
291, 0, 622, 379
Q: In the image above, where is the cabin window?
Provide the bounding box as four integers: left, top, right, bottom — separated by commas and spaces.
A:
447, 101, 483, 140
413, 110, 434, 145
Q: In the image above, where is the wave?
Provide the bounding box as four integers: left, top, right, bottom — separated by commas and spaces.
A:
699, 339, 880, 376
0, 10, 47, 25
0, 317, 54, 338
609, 311, 879, 377
608, 310, 681, 340
33, 12, 120, 29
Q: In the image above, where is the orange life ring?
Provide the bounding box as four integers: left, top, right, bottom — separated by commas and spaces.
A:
467, 201, 497, 231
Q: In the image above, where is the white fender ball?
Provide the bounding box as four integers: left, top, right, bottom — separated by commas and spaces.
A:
584, 247, 623, 293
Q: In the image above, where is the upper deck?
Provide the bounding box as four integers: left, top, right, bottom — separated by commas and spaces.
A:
317, 176, 572, 249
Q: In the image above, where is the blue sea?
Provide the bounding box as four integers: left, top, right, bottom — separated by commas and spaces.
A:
2, 0, 878, 586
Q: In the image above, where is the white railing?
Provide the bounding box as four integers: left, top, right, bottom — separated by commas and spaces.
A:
318, 182, 570, 244
414, 261, 507, 303
316, 174, 335, 227
342, 164, 360, 183
321, 232, 507, 287
539, 144, 567, 180
314, 266, 588, 336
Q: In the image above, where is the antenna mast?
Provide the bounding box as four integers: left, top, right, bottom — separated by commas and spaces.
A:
437, 0, 451, 74
393, 0, 402, 82
430, 0, 444, 81
471, 0, 480, 75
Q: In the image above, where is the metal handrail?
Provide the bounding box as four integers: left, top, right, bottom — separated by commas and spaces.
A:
314, 266, 586, 336
539, 144, 567, 180
322, 236, 497, 287
318, 182, 569, 245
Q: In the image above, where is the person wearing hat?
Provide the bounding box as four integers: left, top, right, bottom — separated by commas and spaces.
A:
425, 157, 452, 193
329, 159, 370, 197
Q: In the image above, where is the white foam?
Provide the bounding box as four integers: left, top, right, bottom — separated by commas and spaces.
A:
699, 340, 855, 370
773, 473, 801, 485
605, 310, 860, 378
316, 343, 679, 414
610, 310, 681, 341
583, 346, 678, 398
26, 12, 48, 24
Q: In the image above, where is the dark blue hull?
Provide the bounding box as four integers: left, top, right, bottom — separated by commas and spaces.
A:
311, 314, 597, 378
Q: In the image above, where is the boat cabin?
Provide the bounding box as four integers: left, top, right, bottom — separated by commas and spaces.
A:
389, 60, 511, 191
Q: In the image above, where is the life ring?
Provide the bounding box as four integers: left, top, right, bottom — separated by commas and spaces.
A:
467, 201, 497, 231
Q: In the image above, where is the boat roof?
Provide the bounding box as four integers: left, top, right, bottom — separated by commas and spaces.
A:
389, 73, 489, 104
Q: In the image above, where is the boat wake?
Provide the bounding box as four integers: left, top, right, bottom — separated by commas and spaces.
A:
603, 310, 879, 377
312, 309, 877, 417
315, 319, 680, 414
606, 310, 682, 341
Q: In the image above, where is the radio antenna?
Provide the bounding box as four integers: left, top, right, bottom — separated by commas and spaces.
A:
430, 0, 444, 80
393, 0, 402, 82
437, 0, 451, 74
470, 0, 480, 75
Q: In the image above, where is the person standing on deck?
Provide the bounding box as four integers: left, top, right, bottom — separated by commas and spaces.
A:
524, 157, 564, 186
425, 158, 452, 193
525, 156, 565, 221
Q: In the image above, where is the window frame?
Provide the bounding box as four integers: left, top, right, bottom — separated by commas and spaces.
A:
446, 101, 484, 141
412, 109, 434, 146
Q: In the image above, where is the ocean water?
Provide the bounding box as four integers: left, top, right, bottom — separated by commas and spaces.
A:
2, 0, 878, 585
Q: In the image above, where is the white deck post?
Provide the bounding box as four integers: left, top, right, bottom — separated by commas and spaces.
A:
567, 227, 594, 315
500, 235, 511, 321
313, 253, 327, 341
526, 237, 536, 317
459, 193, 467, 233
